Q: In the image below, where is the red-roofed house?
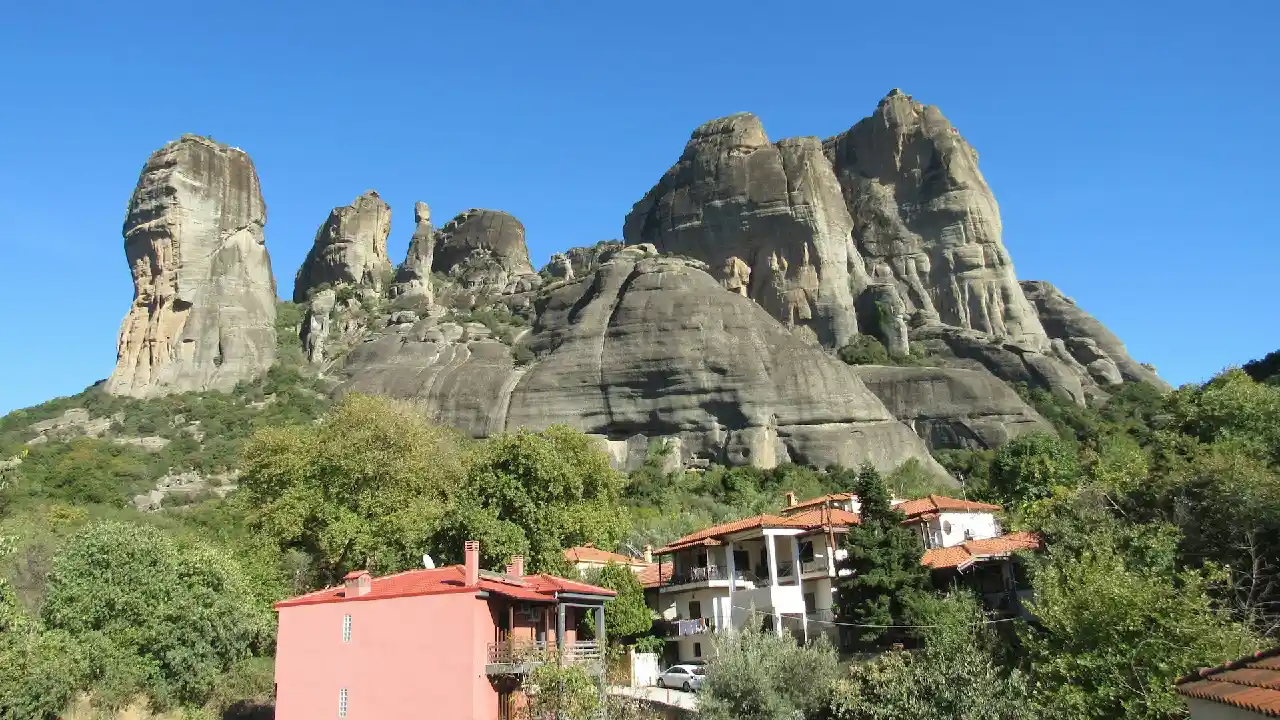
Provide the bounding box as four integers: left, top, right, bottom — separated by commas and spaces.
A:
273, 541, 615, 720
1176, 645, 1280, 719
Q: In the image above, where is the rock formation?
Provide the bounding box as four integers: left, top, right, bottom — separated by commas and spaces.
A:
850, 366, 1052, 450
293, 191, 393, 302
542, 240, 624, 281
1020, 280, 1169, 389
390, 201, 435, 301
624, 114, 861, 349
107, 135, 277, 398
824, 89, 1046, 346
432, 209, 539, 294
338, 247, 952, 478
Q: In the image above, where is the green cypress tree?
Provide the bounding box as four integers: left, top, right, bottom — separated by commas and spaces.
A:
833, 463, 931, 648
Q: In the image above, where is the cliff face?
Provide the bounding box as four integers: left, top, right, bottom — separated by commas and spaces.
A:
338, 247, 952, 478
624, 90, 1162, 407
107, 135, 277, 398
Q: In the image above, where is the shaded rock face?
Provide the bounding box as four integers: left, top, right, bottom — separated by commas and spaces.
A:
850, 365, 1052, 451
339, 251, 951, 479
1020, 280, 1169, 389
107, 135, 277, 398
824, 89, 1046, 346
432, 209, 539, 293
390, 201, 435, 301
293, 191, 393, 302
623, 114, 860, 349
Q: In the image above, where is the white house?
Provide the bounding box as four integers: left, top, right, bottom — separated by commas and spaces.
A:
646, 492, 1038, 662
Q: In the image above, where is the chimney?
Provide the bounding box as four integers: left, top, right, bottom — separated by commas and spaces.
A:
343, 570, 371, 597
643, 545, 653, 563
784, 491, 797, 507
464, 540, 480, 586
509, 555, 525, 577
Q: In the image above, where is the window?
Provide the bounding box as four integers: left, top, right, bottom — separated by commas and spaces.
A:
799, 540, 815, 563
342, 614, 352, 643
693, 642, 702, 658
688, 600, 702, 619
803, 592, 816, 613
338, 688, 348, 717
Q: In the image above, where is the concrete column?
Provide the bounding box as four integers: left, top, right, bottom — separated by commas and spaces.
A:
802, 612, 809, 645
557, 603, 566, 651
595, 605, 605, 645
825, 536, 836, 577
790, 536, 801, 585
766, 534, 779, 587
772, 610, 783, 637
725, 540, 736, 631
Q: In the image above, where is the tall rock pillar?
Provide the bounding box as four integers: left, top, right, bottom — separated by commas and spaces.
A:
107, 135, 278, 398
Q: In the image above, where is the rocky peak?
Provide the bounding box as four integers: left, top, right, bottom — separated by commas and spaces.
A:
432, 209, 538, 293
823, 90, 1044, 345
390, 201, 435, 301
293, 190, 393, 302
623, 112, 861, 349
107, 135, 277, 398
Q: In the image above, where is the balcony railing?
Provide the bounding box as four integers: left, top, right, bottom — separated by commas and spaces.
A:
800, 557, 828, 575
655, 617, 712, 638
484, 639, 603, 673
664, 566, 760, 587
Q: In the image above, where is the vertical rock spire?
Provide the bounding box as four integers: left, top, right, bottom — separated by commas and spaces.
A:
107, 135, 277, 398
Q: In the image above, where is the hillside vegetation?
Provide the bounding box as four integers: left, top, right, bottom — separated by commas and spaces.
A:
1, 342, 1278, 717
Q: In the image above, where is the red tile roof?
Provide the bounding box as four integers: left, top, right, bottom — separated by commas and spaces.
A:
636, 562, 672, 589
921, 531, 1042, 569
653, 514, 807, 555
781, 493, 853, 515
781, 507, 861, 527
654, 509, 864, 556
895, 495, 1002, 519
274, 565, 615, 609
564, 546, 647, 566
1176, 646, 1280, 717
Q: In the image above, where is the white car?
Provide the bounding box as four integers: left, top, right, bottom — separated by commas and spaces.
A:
656, 664, 706, 692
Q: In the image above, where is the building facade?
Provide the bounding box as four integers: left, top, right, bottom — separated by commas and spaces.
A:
274, 541, 615, 720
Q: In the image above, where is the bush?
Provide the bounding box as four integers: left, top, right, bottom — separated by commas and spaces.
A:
838, 335, 891, 366
699, 621, 839, 720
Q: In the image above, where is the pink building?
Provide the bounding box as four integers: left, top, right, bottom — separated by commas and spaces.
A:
274, 541, 616, 720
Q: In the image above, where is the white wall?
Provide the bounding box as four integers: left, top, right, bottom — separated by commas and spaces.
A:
931, 511, 1001, 548
1186, 697, 1268, 720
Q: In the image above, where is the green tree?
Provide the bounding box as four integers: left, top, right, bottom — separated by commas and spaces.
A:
521, 651, 603, 720
833, 464, 931, 648
838, 335, 891, 366
986, 432, 1079, 506
583, 562, 652, 640
438, 425, 627, 572
1021, 542, 1257, 720
238, 393, 466, 583
699, 621, 839, 720
820, 594, 1051, 720
39, 520, 275, 709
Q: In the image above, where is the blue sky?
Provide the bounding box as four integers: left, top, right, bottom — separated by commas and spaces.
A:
1, 0, 1276, 414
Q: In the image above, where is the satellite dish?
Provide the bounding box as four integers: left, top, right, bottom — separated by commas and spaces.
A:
422, 554, 435, 569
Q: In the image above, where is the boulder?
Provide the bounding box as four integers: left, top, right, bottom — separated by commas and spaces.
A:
390, 201, 435, 301
432, 209, 539, 293
107, 135, 277, 398
850, 366, 1052, 450
1020, 280, 1168, 389
624, 113, 862, 349
294, 190, 393, 301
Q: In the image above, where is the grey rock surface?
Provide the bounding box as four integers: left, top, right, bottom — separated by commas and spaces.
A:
391, 201, 435, 301
624, 113, 861, 349
294, 191, 393, 302
301, 288, 337, 365
339, 253, 952, 479
542, 241, 624, 281
107, 135, 277, 398
1020, 280, 1168, 389
432, 209, 539, 293
851, 365, 1052, 450
825, 89, 1046, 346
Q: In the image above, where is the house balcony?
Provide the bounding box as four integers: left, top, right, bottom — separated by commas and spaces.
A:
800, 557, 830, 576
663, 566, 762, 588
484, 640, 604, 675
655, 617, 713, 638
